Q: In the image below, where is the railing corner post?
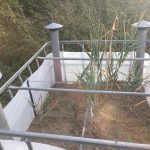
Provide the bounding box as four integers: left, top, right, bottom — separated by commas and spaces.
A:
132, 20, 150, 81
45, 23, 63, 82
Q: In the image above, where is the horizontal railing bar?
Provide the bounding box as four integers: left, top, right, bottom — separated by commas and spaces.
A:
0, 130, 150, 150
0, 42, 50, 95
9, 86, 150, 97
55, 81, 145, 86
37, 56, 150, 61
60, 40, 137, 44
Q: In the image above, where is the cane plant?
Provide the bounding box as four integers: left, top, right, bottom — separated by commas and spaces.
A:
77, 17, 137, 117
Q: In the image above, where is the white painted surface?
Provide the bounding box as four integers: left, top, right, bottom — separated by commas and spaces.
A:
0, 104, 9, 130
143, 55, 150, 106
0, 140, 65, 150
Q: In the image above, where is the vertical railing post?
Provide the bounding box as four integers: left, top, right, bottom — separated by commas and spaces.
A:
26, 80, 36, 116
45, 23, 63, 82
132, 21, 150, 81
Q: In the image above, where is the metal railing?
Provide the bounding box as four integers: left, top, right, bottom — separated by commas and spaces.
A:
8, 85, 150, 97
0, 130, 150, 150
0, 42, 51, 96
0, 40, 134, 93
0, 40, 141, 100
1, 40, 150, 150
38, 56, 150, 61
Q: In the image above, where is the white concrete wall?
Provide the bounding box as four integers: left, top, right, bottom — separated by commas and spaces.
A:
60, 52, 144, 82
4, 53, 55, 131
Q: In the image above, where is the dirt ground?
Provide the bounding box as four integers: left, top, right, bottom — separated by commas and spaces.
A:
28, 83, 150, 150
